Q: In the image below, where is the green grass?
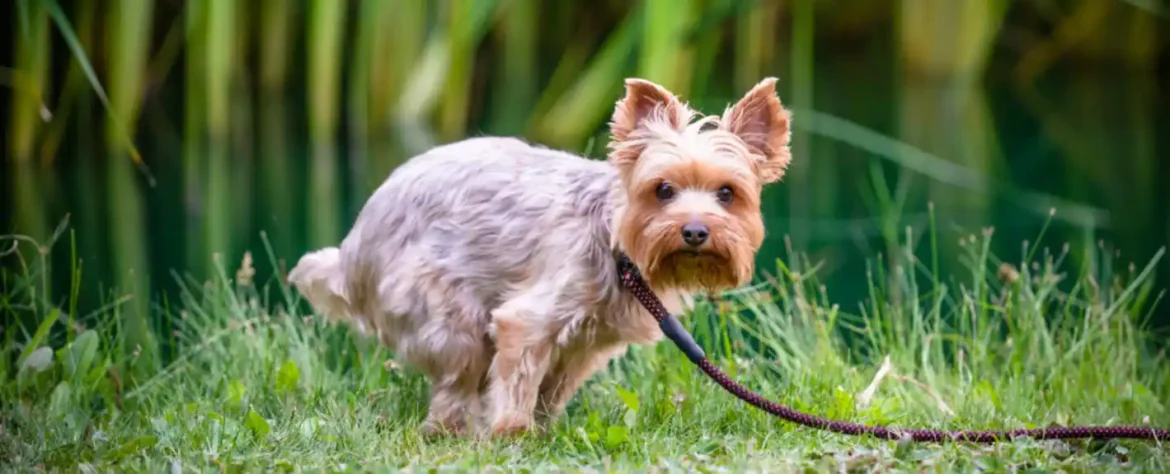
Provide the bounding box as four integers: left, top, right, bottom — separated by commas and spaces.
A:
2, 224, 1168, 473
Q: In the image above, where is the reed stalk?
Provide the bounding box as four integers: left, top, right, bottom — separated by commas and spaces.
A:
1016, 0, 1157, 84
640, 0, 697, 96
54, 0, 104, 313
1074, 1, 1148, 62
359, 1, 426, 192
9, 1, 52, 268
734, 0, 781, 93
104, 0, 158, 375
1114, 3, 1158, 67
687, 0, 731, 101
230, 3, 255, 261
438, 0, 503, 142
531, 4, 643, 149
347, 0, 376, 201
786, 0, 815, 255
897, 0, 1008, 82
900, 81, 997, 278
203, 0, 236, 264
307, 0, 345, 249
10, 0, 52, 166
526, 29, 594, 143
258, 0, 298, 261
259, 0, 296, 93
488, 0, 537, 136
37, 0, 95, 168
395, 0, 493, 151
1014, 0, 1108, 85
183, 0, 207, 275
369, 1, 424, 129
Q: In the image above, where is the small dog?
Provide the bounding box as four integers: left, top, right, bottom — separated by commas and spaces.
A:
288, 77, 792, 437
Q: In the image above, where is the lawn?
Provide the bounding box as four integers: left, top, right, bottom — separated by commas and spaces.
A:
2, 223, 1168, 473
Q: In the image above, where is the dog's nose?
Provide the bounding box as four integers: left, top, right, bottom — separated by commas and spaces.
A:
681, 223, 709, 247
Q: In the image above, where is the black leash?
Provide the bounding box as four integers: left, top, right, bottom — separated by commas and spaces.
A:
615, 254, 1170, 443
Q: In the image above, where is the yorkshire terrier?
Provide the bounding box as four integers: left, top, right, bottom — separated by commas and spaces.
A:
288, 77, 793, 437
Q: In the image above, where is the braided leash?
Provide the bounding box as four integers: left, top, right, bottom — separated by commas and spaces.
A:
615, 254, 1169, 443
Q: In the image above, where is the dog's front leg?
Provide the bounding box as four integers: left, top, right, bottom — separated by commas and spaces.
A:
536, 344, 626, 423
484, 310, 554, 436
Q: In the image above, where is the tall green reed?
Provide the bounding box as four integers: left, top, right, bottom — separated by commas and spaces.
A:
258, 0, 299, 262
104, 0, 157, 375
9, 1, 52, 268
306, 0, 345, 250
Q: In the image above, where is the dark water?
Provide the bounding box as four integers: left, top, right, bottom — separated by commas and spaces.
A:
4, 55, 1169, 336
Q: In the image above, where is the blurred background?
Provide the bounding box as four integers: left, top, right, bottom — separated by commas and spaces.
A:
2, 0, 1169, 346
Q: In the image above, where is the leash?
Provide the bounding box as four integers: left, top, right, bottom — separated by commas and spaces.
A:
615, 254, 1170, 443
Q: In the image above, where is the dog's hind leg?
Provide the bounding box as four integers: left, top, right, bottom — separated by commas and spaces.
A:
396, 276, 494, 437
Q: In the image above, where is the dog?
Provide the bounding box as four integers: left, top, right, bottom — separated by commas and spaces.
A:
287, 77, 793, 437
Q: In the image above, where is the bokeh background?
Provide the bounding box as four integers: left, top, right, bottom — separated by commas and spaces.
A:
3, 0, 1169, 348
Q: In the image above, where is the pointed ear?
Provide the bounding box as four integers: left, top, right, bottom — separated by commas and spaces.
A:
610, 78, 689, 141
608, 79, 691, 172
722, 77, 793, 184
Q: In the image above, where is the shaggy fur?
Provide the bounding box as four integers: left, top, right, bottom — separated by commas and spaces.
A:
288, 77, 793, 437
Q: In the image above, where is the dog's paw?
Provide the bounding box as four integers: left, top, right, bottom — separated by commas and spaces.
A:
489, 412, 534, 438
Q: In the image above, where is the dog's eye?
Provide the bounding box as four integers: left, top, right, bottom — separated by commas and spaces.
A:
656, 182, 676, 202
716, 186, 734, 205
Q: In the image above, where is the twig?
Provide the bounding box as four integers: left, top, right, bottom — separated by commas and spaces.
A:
855, 355, 956, 417
856, 355, 893, 408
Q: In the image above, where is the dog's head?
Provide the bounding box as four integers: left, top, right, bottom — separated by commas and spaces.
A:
607, 78, 792, 291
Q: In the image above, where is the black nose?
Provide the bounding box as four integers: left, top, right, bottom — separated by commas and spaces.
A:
681, 223, 709, 247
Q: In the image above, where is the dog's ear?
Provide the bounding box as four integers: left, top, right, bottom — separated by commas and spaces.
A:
610, 78, 689, 142
608, 79, 691, 173
722, 77, 792, 184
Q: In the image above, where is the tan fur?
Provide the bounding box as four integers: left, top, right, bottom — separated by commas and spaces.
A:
288, 77, 793, 438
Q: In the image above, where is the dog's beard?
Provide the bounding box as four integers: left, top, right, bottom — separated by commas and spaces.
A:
638, 233, 755, 292
620, 212, 757, 292
648, 250, 744, 291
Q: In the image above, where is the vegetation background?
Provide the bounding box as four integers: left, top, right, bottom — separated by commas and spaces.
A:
3, 0, 1170, 471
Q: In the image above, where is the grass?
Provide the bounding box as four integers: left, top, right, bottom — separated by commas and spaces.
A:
7, 2, 1167, 471
2, 218, 1169, 473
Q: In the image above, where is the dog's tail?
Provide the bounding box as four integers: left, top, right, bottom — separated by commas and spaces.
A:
287, 247, 354, 324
